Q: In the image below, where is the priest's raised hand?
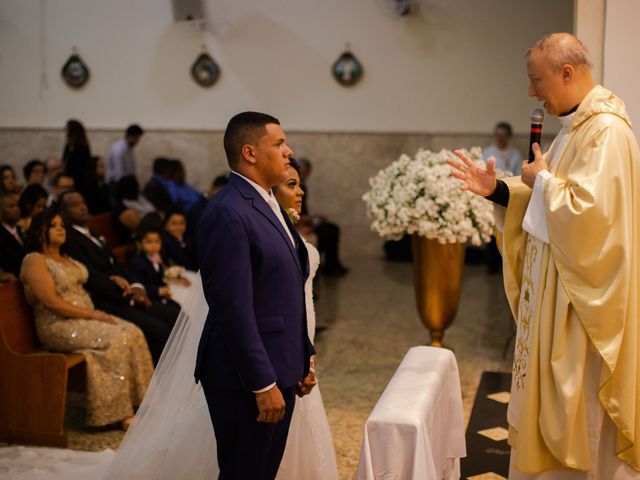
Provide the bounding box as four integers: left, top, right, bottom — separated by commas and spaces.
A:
447, 150, 498, 197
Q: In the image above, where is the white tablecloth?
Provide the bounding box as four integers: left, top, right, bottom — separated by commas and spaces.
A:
356, 346, 466, 480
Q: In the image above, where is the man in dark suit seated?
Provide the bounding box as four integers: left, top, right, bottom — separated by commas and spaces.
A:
58, 190, 178, 364
143, 157, 174, 214
0, 191, 26, 280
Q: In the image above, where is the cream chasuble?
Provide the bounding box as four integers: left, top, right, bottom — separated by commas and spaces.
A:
507, 112, 575, 439
495, 85, 640, 477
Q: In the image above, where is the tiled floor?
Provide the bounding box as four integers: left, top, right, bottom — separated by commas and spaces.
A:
3, 253, 515, 479
462, 371, 513, 479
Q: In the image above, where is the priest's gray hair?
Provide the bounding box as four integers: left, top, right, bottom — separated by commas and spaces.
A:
527, 33, 593, 71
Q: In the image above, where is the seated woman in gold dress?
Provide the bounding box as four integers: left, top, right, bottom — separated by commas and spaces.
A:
20, 208, 153, 430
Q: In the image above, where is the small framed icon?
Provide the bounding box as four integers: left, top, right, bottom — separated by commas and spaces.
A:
61, 48, 90, 89
332, 47, 363, 87
191, 52, 220, 88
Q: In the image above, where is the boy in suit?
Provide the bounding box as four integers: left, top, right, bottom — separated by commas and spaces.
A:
130, 226, 181, 310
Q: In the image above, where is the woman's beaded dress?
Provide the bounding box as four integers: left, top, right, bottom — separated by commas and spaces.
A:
22, 253, 153, 426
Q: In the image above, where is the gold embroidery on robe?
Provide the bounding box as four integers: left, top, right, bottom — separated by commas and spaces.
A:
498, 85, 640, 473
513, 237, 538, 391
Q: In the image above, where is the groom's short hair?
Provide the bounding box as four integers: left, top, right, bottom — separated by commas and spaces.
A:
224, 111, 280, 169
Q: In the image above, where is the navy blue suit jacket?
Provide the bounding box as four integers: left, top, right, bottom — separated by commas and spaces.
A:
194, 174, 314, 391
129, 251, 167, 301
0, 226, 26, 277
162, 233, 197, 271
64, 226, 136, 305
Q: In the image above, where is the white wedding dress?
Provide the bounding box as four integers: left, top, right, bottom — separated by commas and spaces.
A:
0, 240, 337, 480
277, 240, 338, 480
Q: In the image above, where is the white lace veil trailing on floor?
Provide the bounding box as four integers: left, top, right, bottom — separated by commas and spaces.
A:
0, 272, 220, 480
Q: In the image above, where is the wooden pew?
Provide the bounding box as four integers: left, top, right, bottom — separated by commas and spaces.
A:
0, 281, 85, 447
87, 211, 122, 248
113, 244, 135, 266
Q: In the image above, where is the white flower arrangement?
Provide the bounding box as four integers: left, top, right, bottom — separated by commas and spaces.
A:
362, 147, 503, 246
164, 265, 186, 282
285, 208, 300, 224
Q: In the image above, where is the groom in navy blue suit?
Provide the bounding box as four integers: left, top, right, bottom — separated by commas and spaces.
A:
195, 112, 316, 480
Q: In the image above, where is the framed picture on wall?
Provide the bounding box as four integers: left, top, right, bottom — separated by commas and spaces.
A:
61, 49, 90, 89
332, 47, 363, 87
191, 52, 220, 88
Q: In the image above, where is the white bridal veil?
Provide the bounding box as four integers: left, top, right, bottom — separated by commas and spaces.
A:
1, 249, 338, 480
0, 272, 220, 479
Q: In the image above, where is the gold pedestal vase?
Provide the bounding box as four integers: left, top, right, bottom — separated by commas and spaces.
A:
411, 235, 466, 347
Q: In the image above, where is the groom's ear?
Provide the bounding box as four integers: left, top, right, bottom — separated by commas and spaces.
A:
241, 144, 257, 165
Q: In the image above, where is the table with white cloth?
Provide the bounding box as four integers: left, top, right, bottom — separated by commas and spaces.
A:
356, 346, 466, 480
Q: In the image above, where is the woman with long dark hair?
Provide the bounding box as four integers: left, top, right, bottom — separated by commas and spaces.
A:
62, 119, 96, 203
17, 183, 48, 231
20, 208, 153, 430
0, 165, 19, 194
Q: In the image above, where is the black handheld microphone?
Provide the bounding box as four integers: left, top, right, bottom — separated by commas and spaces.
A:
528, 108, 544, 163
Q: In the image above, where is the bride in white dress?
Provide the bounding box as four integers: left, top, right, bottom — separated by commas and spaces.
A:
0, 162, 338, 480
274, 160, 338, 480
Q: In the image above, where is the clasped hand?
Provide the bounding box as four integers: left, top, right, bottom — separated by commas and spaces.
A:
91, 309, 117, 324
296, 371, 317, 398
255, 385, 286, 423
254, 371, 318, 424
109, 275, 151, 307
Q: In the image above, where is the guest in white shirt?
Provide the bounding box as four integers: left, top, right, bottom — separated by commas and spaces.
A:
482, 122, 523, 274
114, 175, 157, 235
107, 124, 144, 183
483, 122, 523, 176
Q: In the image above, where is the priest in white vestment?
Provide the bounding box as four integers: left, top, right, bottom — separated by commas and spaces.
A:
449, 33, 640, 479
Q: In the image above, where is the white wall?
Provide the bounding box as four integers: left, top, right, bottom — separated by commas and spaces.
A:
574, 0, 605, 83
603, 0, 640, 138
0, 0, 572, 133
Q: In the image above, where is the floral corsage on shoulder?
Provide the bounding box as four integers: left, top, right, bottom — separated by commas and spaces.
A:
285, 208, 300, 224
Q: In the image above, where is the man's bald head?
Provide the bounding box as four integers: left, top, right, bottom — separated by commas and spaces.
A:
526, 33, 596, 116
527, 33, 593, 72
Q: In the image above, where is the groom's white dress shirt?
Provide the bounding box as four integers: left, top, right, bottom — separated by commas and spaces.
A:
232, 172, 296, 247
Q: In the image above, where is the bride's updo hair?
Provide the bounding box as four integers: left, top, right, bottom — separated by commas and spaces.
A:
273, 158, 301, 194
288, 158, 301, 176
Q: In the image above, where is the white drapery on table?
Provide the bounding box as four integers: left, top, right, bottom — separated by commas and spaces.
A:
356, 346, 466, 480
